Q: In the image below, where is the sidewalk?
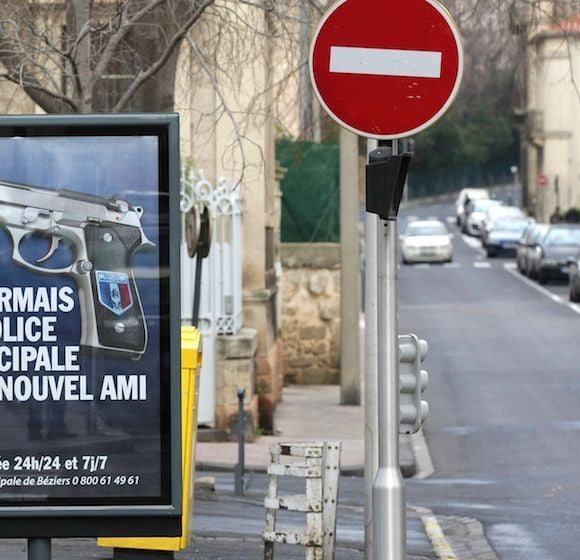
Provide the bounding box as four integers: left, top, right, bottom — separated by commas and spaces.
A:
196, 384, 417, 477
0, 386, 426, 559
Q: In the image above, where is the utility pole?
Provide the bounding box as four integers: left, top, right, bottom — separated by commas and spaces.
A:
340, 127, 361, 405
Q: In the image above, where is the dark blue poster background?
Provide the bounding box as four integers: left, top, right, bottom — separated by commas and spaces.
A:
0, 135, 168, 504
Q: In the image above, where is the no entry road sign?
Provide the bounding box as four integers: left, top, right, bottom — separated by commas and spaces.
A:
309, 0, 464, 139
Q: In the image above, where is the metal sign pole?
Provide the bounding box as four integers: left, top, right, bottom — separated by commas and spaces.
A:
372, 140, 406, 560
364, 141, 379, 560
309, 3, 462, 556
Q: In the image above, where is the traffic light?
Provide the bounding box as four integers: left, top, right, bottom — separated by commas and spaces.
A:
398, 334, 429, 434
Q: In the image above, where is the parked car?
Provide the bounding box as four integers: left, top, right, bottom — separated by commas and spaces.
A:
569, 254, 580, 302
481, 205, 526, 238
455, 188, 489, 228
400, 219, 453, 264
517, 223, 549, 275
482, 217, 533, 258
528, 223, 580, 284
463, 198, 502, 236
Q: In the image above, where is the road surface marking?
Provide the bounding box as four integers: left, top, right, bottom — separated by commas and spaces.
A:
422, 514, 458, 559
460, 234, 486, 256
503, 263, 580, 314
330, 46, 442, 78
413, 505, 498, 559
461, 234, 480, 248
403, 262, 508, 270
405, 263, 458, 269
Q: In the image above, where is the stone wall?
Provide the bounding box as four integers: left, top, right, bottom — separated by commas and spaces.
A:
281, 243, 340, 384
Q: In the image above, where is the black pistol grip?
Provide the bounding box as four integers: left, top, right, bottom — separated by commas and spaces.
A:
85, 222, 148, 356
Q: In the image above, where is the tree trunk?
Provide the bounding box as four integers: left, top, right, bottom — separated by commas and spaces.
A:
71, 0, 92, 112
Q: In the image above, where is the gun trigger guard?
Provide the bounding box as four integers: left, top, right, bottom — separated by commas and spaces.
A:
36, 235, 62, 263
10, 229, 74, 276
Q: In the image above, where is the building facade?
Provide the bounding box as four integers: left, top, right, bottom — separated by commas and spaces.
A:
513, 4, 580, 221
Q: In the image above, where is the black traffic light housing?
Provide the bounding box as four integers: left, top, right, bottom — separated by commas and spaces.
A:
366, 148, 412, 220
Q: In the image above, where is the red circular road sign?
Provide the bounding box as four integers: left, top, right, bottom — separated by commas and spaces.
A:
309, 0, 464, 139
538, 174, 548, 187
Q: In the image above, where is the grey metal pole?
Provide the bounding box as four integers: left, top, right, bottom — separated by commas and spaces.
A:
235, 388, 246, 496
372, 141, 406, 560
28, 538, 51, 560
364, 139, 378, 560
340, 127, 362, 405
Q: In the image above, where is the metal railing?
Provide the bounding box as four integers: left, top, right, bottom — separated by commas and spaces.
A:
180, 169, 243, 425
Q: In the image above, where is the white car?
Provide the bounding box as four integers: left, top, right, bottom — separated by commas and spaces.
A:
463, 198, 503, 236
400, 220, 453, 264
455, 188, 489, 227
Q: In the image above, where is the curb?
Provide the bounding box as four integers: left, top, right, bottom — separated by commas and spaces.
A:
195, 461, 415, 479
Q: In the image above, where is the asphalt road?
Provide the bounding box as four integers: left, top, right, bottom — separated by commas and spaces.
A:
191, 471, 436, 559
399, 199, 580, 559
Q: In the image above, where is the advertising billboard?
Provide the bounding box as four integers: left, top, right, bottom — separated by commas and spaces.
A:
0, 114, 181, 537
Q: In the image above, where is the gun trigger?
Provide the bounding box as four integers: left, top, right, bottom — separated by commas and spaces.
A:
37, 236, 62, 263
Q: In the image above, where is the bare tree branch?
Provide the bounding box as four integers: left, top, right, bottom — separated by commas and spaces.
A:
113, 0, 215, 111
89, 0, 167, 90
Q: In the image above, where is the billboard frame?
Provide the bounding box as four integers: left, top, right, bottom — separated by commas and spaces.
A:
0, 113, 182, 538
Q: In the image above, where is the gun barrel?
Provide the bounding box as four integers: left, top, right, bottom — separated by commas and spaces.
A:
0, 180, 141, 227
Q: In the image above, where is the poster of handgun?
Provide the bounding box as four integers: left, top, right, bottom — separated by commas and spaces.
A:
0, 116, 179, 526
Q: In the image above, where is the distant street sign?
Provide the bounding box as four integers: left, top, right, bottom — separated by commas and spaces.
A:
309, 0, 464, 139
538, 174, 549, 187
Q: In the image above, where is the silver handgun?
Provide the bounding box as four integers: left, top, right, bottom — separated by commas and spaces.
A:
0, 180, 155, 358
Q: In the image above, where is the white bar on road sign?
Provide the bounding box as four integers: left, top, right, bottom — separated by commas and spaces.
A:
329, 46, 442, 79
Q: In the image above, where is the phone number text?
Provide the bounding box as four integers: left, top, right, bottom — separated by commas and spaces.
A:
0, 474, 140, 488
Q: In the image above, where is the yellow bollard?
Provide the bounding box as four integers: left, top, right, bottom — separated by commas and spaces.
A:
98, 326, 202, 552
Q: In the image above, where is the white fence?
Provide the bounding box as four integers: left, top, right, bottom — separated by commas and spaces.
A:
180, 170, 243, 426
